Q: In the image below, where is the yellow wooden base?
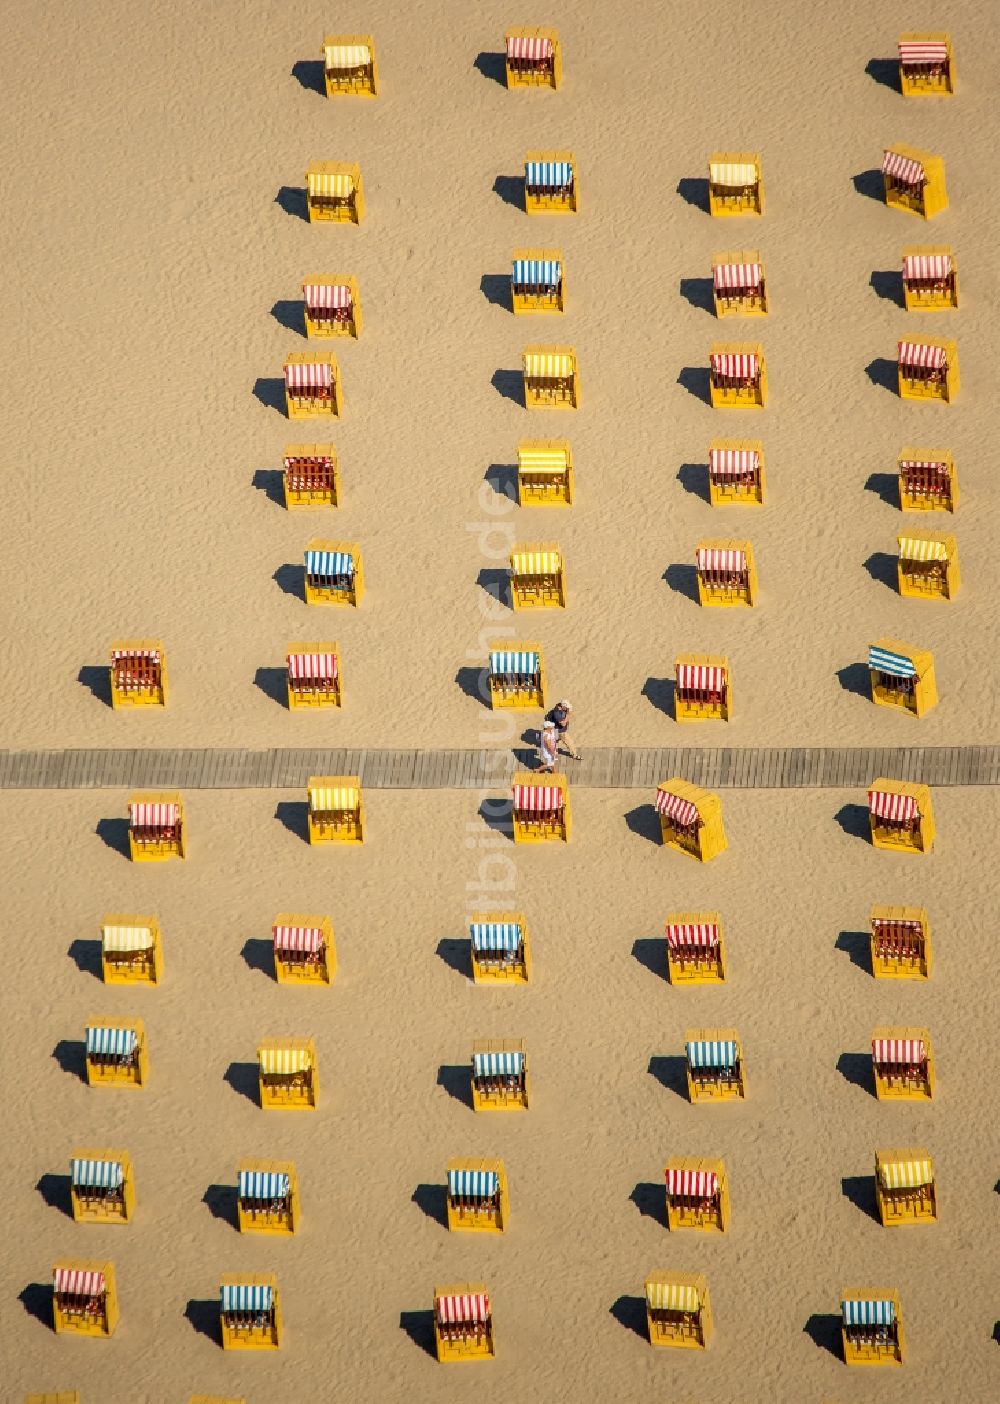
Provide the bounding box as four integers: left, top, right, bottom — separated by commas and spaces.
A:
471, 1085, 529, 1112
435, 1327, 496, 1361
308, 814, 364, 843
128, 834, 184, 862
687, 1070, 745, 1102
259, 1076, 318, 1110
876, 1185, 937, 1226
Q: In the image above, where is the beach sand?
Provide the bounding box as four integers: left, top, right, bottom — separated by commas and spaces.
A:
4, 0, 1000, 753
2, 788, 998, 1402
3, 0, 999, 1399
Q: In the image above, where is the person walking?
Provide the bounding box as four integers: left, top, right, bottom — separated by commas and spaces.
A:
545, 699, 580, 760
537, 720, 559, 773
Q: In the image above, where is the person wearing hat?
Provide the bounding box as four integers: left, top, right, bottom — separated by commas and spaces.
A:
545, 699, 580, 761
537, 719, 559, 773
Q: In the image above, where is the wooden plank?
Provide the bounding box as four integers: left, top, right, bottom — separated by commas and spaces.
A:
4, 746, 1000, 791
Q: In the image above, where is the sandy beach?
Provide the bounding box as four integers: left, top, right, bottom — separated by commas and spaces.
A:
3, 0, 999, 1399
3, 788, 999, 1402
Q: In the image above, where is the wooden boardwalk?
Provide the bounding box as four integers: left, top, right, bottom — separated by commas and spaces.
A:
1, 747, 999, 790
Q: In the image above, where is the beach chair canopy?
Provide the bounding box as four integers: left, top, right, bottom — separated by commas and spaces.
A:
54, 1267, 105, 1295
304, 549, 354, 577
900, 455, 948, 476
665, 921, 719, 948
489, 650, 539, 676
883, 150, 925, 185
513, 258, 561, 287
307, 170, 355, 198
285, 361, 333, 390
507, 35, 554, 59
871, 917, 924, 960
473, 1050, 524, 1077
238, 1170, 290, 1199
436, 1292, 490, 1324
525, 161, 573, 187
871, 915, 923, 934
285, 449, 334, 466
273, 924, 325, 953
676, 663, 726, 691
709, 161, 757, 186
112, 646, 159, 663
898, 39, 947, 64
897, 535, 949, 563
102, 923, 153, 952
325, 42, 371, 67
868, 645, 916, 678
129, 802, 178, 827
902, 253, 951, 281
519, 445, 569, 472
510, 549, 561, 575
86, 1026, 137, 1057
513, 783, 564, 813
898, 341, 946, 370
646, 1280, 699, 1312
873, 1037, 925, 1063
470, 921, 522, 952
709, 449, 758, 481
665, 1167, 718, 1197
879, 1158, 932, 1189
696, 547, 747, 573
259, 1046, 311, 1075
710, 352, 759, 378
448, 1168, 499, 1198
308, 782, 359, 810
71, 1158, 124, 1189
287, 652, 338, 680
842, 1298, 895, 1326
686, 1039, 737, 1068
868, 789, 919, 822
303, 283, 352, 310
713, 261, 762, 290
221, 1283, 273, 1313
655, 789, 700, 825
523, 351, 574, 378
